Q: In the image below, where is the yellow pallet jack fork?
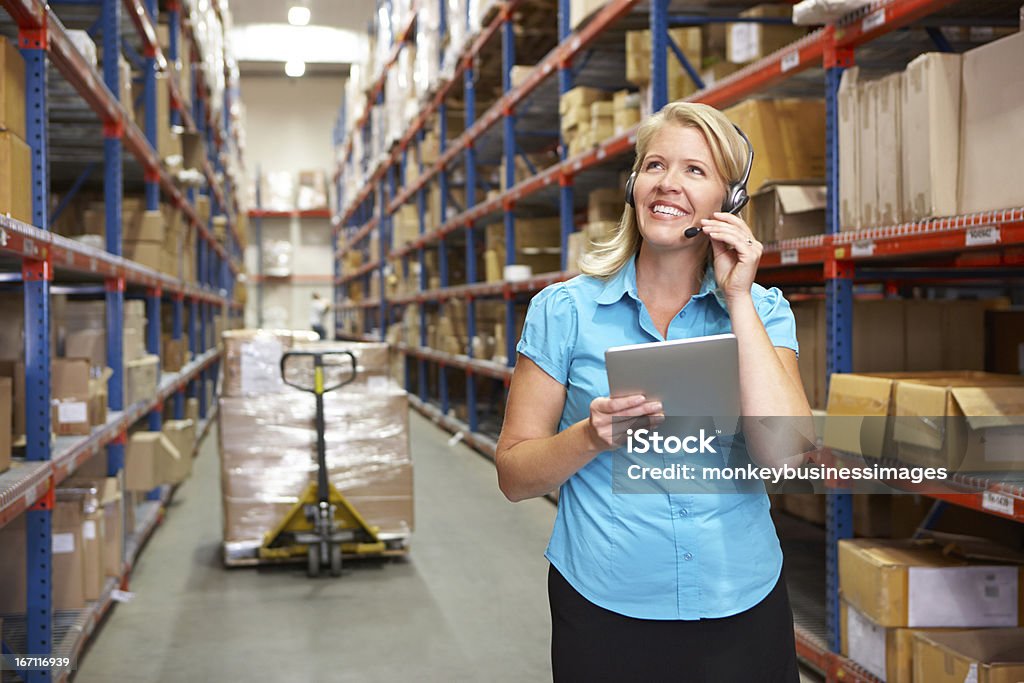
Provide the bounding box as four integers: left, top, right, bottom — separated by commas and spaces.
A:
259, 350, 386, 577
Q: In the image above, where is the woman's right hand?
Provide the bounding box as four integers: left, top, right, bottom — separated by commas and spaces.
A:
586, 395, 664, 450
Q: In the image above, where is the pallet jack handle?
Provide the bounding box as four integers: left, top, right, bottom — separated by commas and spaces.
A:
280, 350, 358, 505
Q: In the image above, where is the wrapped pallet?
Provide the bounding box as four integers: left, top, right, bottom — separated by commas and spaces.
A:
217, 332, 412, 564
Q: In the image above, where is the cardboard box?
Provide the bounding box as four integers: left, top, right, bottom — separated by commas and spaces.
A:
126, 354, 159, 407
750, 182, 826, 243
1, 360, 26, 442
162, 336, 186, 372
186, 397, 200, 422
52, 358, 91, 436
0, 377, 9, 473
0, 514, 26, 612
900, 53, 961, 221
913, 629, 1024, 683
838, 67, 860, 231
179, 130, 204, 172
858, 79, 880, 227
88, 367, 111, 427
722, 99, 826, 195
125, 431, 180, 491
65, 328, 107, 370
986, 309, 1024, 375
892, 374, 1024, 472
875, 73, 903, 226
559, 87, 607, 116
124, 240, 163, 271
840, 600, 957, 683
959, 32, 1024, 214
100, 477, 122, 577
0, 36, 26, 139
838, 538, 1022, 628
570, 0, 605, 29
0, 130, 32, 224
52, 499, 87, 610
727, 4, 807, 65
626, 28, 702, 102
124, 210, 165, 243
161, 419, 196, 483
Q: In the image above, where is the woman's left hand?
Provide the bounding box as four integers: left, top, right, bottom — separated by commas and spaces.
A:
700, 212, 762, 305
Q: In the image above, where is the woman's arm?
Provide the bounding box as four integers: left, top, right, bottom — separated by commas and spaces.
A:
729, 296, 814, 466
496, 355, 662, 502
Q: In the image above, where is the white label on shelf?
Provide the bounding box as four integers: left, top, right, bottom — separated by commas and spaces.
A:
23, 484, 38, 508
964, 663, 979, 683
862, 8, 885, 31
0, 228, 7, 247
57, 401, 88, 425
83, 520, 97, 540
52, 532, 75, 554
965, 226, 999, 246
982, 491, 1014, 516
781, 249, 799, 265
65, 250, 74, 265
90, 257, 98, 272
571, 37, 581, 53
781, 52, 800, 73
597, 147, 607, 160
111, 589, 136, 603
851, 240, 875, 258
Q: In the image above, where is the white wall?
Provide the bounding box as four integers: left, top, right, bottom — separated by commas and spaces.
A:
240, 75, 342, 332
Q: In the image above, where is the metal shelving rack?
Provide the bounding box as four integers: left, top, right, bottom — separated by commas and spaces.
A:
333, 1, 1024, 681
0, 0, 244, 679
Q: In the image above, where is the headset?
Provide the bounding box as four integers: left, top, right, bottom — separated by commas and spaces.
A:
625, 123, 754, 238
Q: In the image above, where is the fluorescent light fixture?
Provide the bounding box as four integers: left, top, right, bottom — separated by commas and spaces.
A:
288, 6, 311, 26
230, 24, 368, 64
285, 59, 306, 77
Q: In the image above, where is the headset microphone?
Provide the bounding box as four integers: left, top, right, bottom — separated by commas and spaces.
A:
624, 123, 754, 240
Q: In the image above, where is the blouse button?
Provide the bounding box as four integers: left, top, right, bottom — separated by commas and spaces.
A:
683, 552, 694, 561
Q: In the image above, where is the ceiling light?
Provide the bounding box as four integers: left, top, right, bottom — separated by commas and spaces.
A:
288, 6, 311, 26
285, 59, 306, 77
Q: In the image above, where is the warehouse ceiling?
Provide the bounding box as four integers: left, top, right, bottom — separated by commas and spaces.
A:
229, 0, 376, 76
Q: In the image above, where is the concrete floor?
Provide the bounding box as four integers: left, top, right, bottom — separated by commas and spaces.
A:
75, 410, 824, 683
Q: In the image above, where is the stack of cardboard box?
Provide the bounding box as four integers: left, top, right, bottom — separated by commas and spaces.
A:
0, 37, 31, 225
484, 218, 562, 281
612, 90, 642, 135
560, 87, 613, 158
217, 334, 412, 564
626, 28, 703, 104
124, 301, 160, 407
840, 32, 1024, 232
838, 536, 1024, 682
722, 98, 826, 198
726, 4, 807, 66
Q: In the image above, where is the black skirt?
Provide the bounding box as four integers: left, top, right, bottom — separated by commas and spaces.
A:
548, 565, 800, 683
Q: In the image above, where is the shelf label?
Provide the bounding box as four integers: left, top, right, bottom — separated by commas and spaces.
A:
781, 52, 800, 73
982, 491, 1014, 516
862, 9, 885, 31
781, 249, 799, 265
23, 484, 37, 507
851, 240, 875, 258
965, 226, 999, 246
0, 228, 7, 247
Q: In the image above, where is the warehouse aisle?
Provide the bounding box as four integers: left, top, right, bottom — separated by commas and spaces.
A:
75, 412, 557, 682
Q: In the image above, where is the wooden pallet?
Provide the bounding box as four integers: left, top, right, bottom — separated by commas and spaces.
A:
222, 541, 410, 568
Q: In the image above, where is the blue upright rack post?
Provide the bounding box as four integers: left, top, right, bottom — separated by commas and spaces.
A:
502, 10, 517, 366
20, 19, 52, 677
823, 27, 855, 655
649, 0, 669, 112
558, 0, 573, 272
417, 130, 428, 401
437, 0, 450, 414
464, 16, 479, 433
172, 292, 185, 419
102, 0, 127, 493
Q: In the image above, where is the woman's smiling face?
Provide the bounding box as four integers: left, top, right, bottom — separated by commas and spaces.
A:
632, 124, 727, 252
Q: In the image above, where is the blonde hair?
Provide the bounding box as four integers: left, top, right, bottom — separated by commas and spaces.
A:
579, 101, 750, 278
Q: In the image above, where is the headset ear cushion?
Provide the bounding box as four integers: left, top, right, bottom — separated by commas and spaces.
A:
625, 172, 636, 208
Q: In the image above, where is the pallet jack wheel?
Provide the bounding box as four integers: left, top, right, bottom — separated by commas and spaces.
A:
330, 544, 343, 577
307, 545, 320, 578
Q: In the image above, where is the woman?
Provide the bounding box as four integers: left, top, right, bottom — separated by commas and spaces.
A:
495, 101, 812, 682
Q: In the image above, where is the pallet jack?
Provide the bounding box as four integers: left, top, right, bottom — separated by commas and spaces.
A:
259, 350, 388, 577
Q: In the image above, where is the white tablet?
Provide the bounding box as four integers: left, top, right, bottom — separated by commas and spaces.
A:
605, 333, 741, 420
